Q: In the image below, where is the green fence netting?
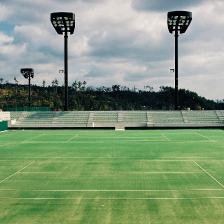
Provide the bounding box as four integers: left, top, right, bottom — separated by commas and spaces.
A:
0, 121, 8, 131
6, 107, 51, 111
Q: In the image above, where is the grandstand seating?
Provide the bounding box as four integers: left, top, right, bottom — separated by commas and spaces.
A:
185, 110, 221, 124
10, 111, 90, 127
19, 112, 55, 125
0, 112, 10, 121
55, 111, 90, 126
216, 110, 224, 122
10, 111, 23, 121
151, 111, 184, 125
93, 111, 118, 122
8, 110, 224, 129
122, 111, 147, 122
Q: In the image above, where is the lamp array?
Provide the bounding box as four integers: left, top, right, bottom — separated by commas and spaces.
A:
20, 68, 34, 79
51, 12, 75, 35
167, 11, 192, 34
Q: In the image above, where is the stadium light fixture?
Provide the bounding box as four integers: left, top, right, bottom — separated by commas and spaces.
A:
21, 68, 34, 108
167, 11, 192, 110
51, 12, 75, 111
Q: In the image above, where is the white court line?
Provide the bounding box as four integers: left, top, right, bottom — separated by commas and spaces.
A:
1, 188, 224, 192
1, 197, 224, 200
0, 157, 216, 159
162, 134, 170, 141
74, 136, 164, 139
0, 160, 37, 161
8, 160, 193, 163
193, 161, 224, 188
0, 161, 35, 184
0, 159, 195, 162
195, 133, 217, 142
19, 171, 201, 174
21, 134, 45, 143
67, 134, 78, 141
21, 140, 214, 144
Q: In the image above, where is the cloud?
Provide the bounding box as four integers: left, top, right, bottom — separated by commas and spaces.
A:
84, 65, 107, 78
0, 0, 223, 101
0, 4, 10, 22
131, 0, 205, 12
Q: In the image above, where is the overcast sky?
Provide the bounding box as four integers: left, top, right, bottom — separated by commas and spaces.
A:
0, 0, 224, 100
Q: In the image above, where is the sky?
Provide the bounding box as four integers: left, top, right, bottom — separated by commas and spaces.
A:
0, 0, 224, 101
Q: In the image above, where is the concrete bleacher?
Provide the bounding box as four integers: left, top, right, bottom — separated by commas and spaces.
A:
93, 111, 118, 122
9, 111, 55, 127
123, 111, 147, 122
55, 111, 90, 126
214, 110, 224, 123
10, 111, 90, 128
8, 110, 224, 129
21, 111, 55, 124
184, 110, 221, 126
0, 112, 10, 121
220, 111, 224, 117
10, 111, 23, 121
150, 111, 184, 127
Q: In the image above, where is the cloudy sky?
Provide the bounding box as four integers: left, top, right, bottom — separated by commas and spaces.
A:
0, 0, 224, 100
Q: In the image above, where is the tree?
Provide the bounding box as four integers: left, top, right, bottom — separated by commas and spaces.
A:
0, 78, 4, 91
72, 80, 78, 91
112, 85, 120, 92
14, 77, 18, 85
144, 85, 154, 92
14, 77, 19, 94
52, 79, 59, 93
0, 81, 222, 111
72, 80, 87, 92
54, 79, 59, 86
42, 80, 46, 88
0, 78, 4, 85
81, 81, 87, 91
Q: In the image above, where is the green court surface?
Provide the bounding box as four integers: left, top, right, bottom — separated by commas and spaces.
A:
0, 129, 224, 223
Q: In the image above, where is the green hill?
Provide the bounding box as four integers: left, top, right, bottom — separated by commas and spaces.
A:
0, 82, 223, 111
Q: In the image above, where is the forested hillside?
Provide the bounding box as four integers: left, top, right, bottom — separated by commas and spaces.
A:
0, 81, 223, 111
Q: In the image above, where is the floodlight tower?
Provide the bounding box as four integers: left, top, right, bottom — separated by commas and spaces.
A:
21, 68, 34, 108
50, 12, 75, 111
167, 11, 192, 110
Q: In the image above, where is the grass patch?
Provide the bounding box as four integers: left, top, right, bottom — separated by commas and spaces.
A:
0, 129, 224, 223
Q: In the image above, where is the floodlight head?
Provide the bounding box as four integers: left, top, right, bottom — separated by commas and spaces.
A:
51, 12, 75, 35
167, 11, 192, 34
20, 68, 34, 79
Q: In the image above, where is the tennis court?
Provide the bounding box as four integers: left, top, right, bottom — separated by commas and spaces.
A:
0, 129, 224, 223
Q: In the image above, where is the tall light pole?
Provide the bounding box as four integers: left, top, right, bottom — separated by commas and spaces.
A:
167, 11, 192, 110
21, 68, 34, 109
51, 12, 75, 111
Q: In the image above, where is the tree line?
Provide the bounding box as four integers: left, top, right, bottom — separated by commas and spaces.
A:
0, 78, 223, 111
